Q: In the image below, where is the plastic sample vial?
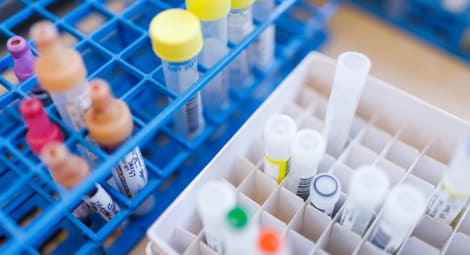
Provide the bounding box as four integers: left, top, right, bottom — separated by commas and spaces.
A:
323, 52, 371, 157
264, 114, 297, 184
149, 9, 205, 139
41, 143, 120, 221
197, 181, 236, 253
7, 36, 51, 105
284, 129, 325, 201
227, 0, 255, 90
257, 228, 290, 255
85, 79, 152, 216
310, 173, 341, 217
19, 98, 92, 223
426, 136, 470, 224
339, 166, 390, 236
31, 21, 90, 132
186, 0, 230, 115
252, 0, 275, 70
223, 206, 259, 255
370, 184, 425, 253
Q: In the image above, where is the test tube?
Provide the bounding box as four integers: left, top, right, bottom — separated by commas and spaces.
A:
284, 129, 325, 201
426, 135, 470, 224
197, 181, 236, 253
264, 114, 297, 184
310, 173, 341, 217
257, 228, 290, 255
149, 9, 205, 139
7, 36, 51, 105
84, 79, 152, 215
41, 143, 120, 222
30, 21, 95, 162
19, 98, 91, 223
252, 0, 275, 70
323, 52, 371, 156
223, 206, 259, 255
370, 184, 425, 253
339, 166, 390, 236
227, 0, 255, 90
186, 0, 230, 115
441, 0, 470, 12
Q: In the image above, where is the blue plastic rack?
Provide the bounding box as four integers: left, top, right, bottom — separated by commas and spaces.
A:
349, 0, 470, 64
0, 0, 339, 254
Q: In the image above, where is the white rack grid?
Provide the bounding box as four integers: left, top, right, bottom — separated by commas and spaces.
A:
146, 52, 470, 255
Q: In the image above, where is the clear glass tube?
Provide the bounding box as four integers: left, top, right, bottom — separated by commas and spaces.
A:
200, 18, 229, 115
162, 57, 205, 139
227, 7, 254, 90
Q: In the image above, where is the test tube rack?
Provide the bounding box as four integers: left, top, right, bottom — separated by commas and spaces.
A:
147, 52, 470, 255
0, 0, 339, 254
348, 0, 470, 64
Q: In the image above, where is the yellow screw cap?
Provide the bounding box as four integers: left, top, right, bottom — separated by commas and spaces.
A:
231, 0, 256, 9
149, 9, 203, 62
186, 0, 230, 21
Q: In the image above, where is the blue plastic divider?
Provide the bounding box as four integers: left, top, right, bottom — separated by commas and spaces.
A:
0, 0, 339, 254
349, 0, 470, 63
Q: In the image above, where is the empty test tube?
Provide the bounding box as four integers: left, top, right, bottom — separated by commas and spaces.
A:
264, 114, 297, 184
370, 184, 425, 253
284, 129, 325, 201
150, 9, 205, 139
7, 36, 51, 104
339, 166, 390, 236
323, 52, 371, 156
228, 0, 255, 90
85, 79, 152, 216
197, 181, 236, 253
426, 135, 470, 224
252, 0, 276, 70
41, 143, 120, 221
310, 173, 341, 217
186, 0, 231, 115
223, 206, 259, 255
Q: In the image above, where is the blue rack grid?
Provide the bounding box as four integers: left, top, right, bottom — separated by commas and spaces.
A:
0, 0, 339, 254
349, 0, 470, 63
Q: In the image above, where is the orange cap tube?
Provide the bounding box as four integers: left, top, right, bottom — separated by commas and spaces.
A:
85, 79, 133, 149
31, 21, 87, 93
41, 142, 90, 189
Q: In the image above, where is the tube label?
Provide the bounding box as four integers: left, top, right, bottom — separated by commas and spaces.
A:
296, 176, 313, 201
65, 88, 91, 130
205, 229, 224, 254
370, 225, 401, 253
186, 95, 201, 133
84, 184, 120, 221
112, 147, 148, 198
339, 202, 357, 229
264, 155, 289, 184
426, 183, 468, 224
72, 203, 90, 221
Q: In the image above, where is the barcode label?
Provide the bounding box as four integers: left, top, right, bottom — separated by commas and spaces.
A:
84, 184, 120, 221
339, 203, 356, 229
371, 226, 392, 250
65, 89, 91, 130
205, 230, 224, 254
426, 184, 467, 224
185, 95, 200, 133
296, 176, 313, 201
113, 147, 148, 198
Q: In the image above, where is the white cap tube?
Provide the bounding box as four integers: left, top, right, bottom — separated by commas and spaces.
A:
370, 184, 425, 253
264, 114, 297, 183
284, 129, 325, 200
323, 52, 371, 156
197, 181, 236, 253
310, 173, 341, 217
339, 166, 390, 235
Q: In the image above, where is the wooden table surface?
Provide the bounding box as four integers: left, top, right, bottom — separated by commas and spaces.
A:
131, 4, 470, 254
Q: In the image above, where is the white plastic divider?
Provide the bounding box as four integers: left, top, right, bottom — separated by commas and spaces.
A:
146, 52, 470, 255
